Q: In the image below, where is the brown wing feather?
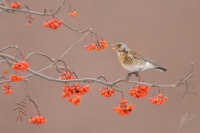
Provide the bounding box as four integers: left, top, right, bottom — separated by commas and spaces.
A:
127, 51, 144, 60
127, 51, 156, 65
127, 51, 167, 71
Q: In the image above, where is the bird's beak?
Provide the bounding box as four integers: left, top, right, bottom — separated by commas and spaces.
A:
111, 44, 118, 50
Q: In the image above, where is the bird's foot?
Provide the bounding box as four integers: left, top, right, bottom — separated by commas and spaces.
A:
126, 72, 134, 80
126, 72, 141, 81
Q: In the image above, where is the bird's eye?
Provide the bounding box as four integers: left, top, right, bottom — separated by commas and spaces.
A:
117, 44, 121, 47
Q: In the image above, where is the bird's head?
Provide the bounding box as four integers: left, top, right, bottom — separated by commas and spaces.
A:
111, 43, 130, 52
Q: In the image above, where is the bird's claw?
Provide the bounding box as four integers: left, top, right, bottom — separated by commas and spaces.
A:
126, 72, 141, 81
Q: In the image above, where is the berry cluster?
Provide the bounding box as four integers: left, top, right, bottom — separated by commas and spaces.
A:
68, 94, 81, 105
128, 84, 149, 98
29, 115, 47, 126
12, 61, 29, 71
59, 72, 75, 80
10, 61, 28, 82
43, 18, 63, 29
69, 11, 78, 17
99, 88, 114, 98
61, 83, 90, 105
113, 99, 134, 116
3, 83, 12, 95
10, 2, 20, 9
85, 40, 107, 51
10, 74, 23, 82
149, 93, 168, 105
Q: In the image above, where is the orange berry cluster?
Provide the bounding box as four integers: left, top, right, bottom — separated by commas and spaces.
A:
10, 74, 23, 82
68, 94, 81, 105
43, 18, 63, 29
59, 72, 75, 80
69, 11, 78, 17
61, 83, 90, 105
99, 88, 114, 98
3, 83, 12, 95
128, 84, 149, 98
113, 99, 133, 116
10, 2, 20, 9
29, 115, 47, 126
12, 61, 29, 71
149, 93, 168, 105
85, 40, 107, 51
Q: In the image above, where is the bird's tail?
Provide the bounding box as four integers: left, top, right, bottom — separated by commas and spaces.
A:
155, 66, 167, 72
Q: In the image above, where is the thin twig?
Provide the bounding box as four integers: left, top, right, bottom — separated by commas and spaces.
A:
0, 45, 19, 53
26, 52, 56, 63
58, 29, 91, 59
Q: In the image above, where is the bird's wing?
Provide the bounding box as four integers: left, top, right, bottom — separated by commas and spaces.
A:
127, 51, 144, 60
127, 51, 156, 64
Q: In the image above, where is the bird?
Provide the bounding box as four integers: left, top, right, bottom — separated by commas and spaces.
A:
112, 43, 167, 79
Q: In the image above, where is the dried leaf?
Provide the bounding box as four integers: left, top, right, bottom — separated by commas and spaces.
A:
20, 110, 27, 116
14, 102, 20, 106
17, 115, 22, 121
20, 104, 28, 108
13, 108, 18, 112
19, 108, 27, 113
21, 101, 27, 105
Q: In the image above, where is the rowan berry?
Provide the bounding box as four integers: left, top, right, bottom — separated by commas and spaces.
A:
43, 22, 49, 28
43, 18, 62, 30
99, 40, 107, 45
3, 83, 12, 95
113, 99, 133, 116
61, 84, 90, 106
10, 74, 24, 82
128, 84, 149, 98
69, 11, 78, 17
10, 2, 20, 9
68, 94, 81, 106
85, 40, 107, 51
59, 72, 75, 80
29, 114, 47, 126
158, 93, 163, 98
149, 93, 168, 105
99, 88, 115, 98
12, 61, 29, 71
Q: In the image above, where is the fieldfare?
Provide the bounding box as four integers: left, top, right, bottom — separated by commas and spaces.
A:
112, 43, 167, 79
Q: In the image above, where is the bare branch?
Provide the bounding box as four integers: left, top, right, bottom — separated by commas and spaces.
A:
0, 60, 5, 63
0, 52, 194, 89
58, 29, 91, 59
0, 45, 19, 53
0, 0, 90, 33
0, 0, 66, 16
26, 52, 56, 63
23, 30, 91, 79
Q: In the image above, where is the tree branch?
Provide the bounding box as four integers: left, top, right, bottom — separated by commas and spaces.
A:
0, 0, 90, 33
0, 0, 66, 16
0, 53, 194, 89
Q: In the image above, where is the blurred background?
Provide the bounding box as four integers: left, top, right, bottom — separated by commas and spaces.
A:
0, 0, 200, 133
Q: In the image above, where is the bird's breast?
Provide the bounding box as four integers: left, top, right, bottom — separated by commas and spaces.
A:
118, 52, 151, 72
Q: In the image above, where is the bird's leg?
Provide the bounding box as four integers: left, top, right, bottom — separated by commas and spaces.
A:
137, 74, 141, 82
126, 71, 141, 81
126, 72, 135, 80
126, 72, 139, 80
134, 72, 141, 81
